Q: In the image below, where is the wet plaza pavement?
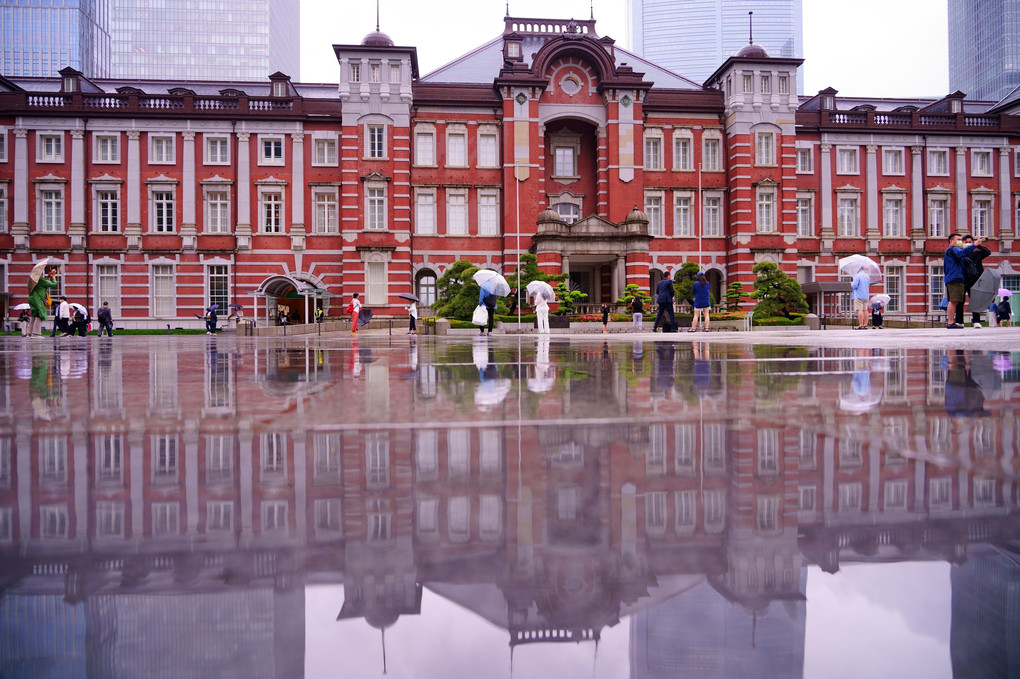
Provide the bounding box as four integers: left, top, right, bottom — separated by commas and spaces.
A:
1, 330, 1018, 678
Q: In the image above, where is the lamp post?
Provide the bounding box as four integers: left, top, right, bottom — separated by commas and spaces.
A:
515, 162, 524, 330
697, 162, 703, 269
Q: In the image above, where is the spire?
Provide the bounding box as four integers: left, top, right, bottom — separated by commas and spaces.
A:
748, 10, 754, 44
381, 627, 388, 674
590, 0, 594, 20
376, 0, 381, 32
506, 1, 510, 18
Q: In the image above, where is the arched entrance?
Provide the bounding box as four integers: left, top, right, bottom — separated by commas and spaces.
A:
252, 274, 334, 326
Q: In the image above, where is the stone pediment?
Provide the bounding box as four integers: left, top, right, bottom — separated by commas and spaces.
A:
568, 214, 619, 236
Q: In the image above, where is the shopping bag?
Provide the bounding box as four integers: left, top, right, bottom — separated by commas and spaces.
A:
471, 304, 488, 326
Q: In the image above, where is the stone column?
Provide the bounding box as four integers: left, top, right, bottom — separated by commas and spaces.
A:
955, 147, 968, 233
865, 145, 879, 240
910, 146, 924, 239
69, 129, 87, 250
236, 132, 252, 250
126, 131, 142, 250
290, 132, 306, 251
181, 131, 197, 250
819, 144, 833, 240
12, 128, 29, 249
998, 148, 1013, 241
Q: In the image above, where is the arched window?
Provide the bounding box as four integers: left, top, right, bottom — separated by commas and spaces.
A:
553, 202, 580, 223
416, 270, 437, 307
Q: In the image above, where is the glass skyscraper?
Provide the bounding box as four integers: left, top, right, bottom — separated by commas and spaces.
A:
629, 0, 804, 92
949, 0, 1020, 102
0, 0, 111, 77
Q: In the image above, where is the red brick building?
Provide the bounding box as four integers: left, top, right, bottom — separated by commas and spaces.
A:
1, 15, 1019, 325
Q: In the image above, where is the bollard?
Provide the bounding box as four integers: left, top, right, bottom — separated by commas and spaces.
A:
167, 324, 171, 336
804, 313, 820, 330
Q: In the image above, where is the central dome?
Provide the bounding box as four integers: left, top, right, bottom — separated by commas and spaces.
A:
362, 31, 394, 47
736, 42, 769, 58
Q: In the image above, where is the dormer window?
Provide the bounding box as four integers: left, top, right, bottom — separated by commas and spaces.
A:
508, 42, 520, 58
63, 77, 77, 92
272, 81, 287, 97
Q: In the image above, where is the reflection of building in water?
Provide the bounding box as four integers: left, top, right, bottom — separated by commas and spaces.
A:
950, 547, 1020, 677
0, 342, 1018, 671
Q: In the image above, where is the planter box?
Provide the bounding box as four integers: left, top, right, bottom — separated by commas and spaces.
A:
549, 315, 571, 329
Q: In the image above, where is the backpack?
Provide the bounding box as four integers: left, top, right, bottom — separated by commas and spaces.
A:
345, 302, 354, 314
962, 256, 980, 288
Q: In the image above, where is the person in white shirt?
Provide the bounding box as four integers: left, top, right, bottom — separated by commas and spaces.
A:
350, 293, 362, 336
534, 292, 550, 334
407, 301, 418, 335
55, 296, 73, 336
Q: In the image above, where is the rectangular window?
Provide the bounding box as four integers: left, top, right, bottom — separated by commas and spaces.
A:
367, 125, 386, 159
313, 138, 337, 165
152, 264, 175, 317
206, 190, 229, 233
41, 190, 63, 232
883, 196, 904, 237
478, 132, 498, 168
260, 136, 283, 164
645, 193, 663, 236
756, 495, 779, 533
366, 261, 387, 306
261, 191, 283, 233
673, 135, 692, 170
703, 197, 721, 236
0, 185, 7, 231
150, 135, 174, 164
883, 147, 904, 175
755, 132, 775, 165
837, 196, 859, 237
554, 146, 576, 176
703, 138, 721, 171
929, 197, 948, 237
390, 64, 401, 83
96, 190, 119, 232
415, 190, 436, 234
837, 147, 859, 174
205, 136, 229, 164
972, 198, 992, 237
153, 191, 175, 232
760, 75, 771, 94
796, 197, 813, 236
644, 135, 662, 170
972, 149, 993, 176
928, 148, 949, 176
446, 130, 466, 167
416, 130, 435, 166
447, 190, 468, 235
0, 130, 6, 162
313, 190, 338, 233
95, 134, 119, 163
478, 191, 499, 236
796, 148, 813, 173
40, 134, 63, 161
756, 191, 775, 232
674, 195, 692, 236
96, 265, 119, 315
675, 491, 696, 530
778, 76, 788, 94
350, 62, 361, 82
208, 264, 229, 310
885, 266, 903, 312
370, 63, 381, 83
930, 266, 945, 311
367, 187, 386, 230
742, 74, 752, 93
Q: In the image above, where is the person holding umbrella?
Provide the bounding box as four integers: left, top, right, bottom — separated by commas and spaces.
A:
407, 298, 417, 335
26, 263, 59, 337
205, 304, 219, 334
850, 270, 871, 330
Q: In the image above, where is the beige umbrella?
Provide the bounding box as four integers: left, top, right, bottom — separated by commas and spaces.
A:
27, 258, 59, 294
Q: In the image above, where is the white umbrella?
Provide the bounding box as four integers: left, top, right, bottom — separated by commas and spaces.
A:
838, 255, 883, 284
27, 258, 61, 294
70, 303, 88, 317
473, 269, 511, 297
526, 280, 555, 301
12, 303, 31, 311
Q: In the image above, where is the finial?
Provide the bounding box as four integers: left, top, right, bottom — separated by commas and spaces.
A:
506, 1, 510, 17
748, 11, 753, 44
376, 0, 380, 32
590, 0, 594, 20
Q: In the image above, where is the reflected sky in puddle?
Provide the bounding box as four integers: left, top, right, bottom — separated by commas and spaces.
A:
0, 336, 1017, 678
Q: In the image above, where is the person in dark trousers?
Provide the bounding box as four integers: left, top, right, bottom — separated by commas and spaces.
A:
480, 291, 497, 335
956, 234, 991, 327
870, 300, 884, 329
601, 303, 610, 334
943, 233, 977, 329
205, 306, 218, 334
652, 277, 676, 332
631, 296, 644, 332
96, 301, 114, 337
72, 306, 89, 336
315, 308, 324, 323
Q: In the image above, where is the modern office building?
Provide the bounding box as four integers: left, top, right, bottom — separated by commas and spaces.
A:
949, 0, 1020, 102
0, 0, 112, 78
109, 0, 300, 81
629, 0, 804, 91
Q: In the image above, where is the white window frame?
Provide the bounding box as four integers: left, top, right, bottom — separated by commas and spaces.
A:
644, 191, 664, 236
971, 148, 993, 177
928, 194, 950, 238
0, 129, 7, 162
756, 187, 776, 233
703, 193, 722, 236
94, 134, 120, 163
204, 134, 230, 165
551, 131, 581, 180
414, 187, 436, 235
796, 194, 813, 237
445, 125, 467, 168
93, 185, 120, 232
203, 186, 231, 233
882, 147, 904, 175
778, 75, 789, 94
365, 181, 387, 230
365, 259, 388, 306
258, 134, 284, 166
446, 188, 468, 235
366, 124, 387, 160
927, 148, 949, 176
836, 146, 859, 175
95, 263, 120, 316
349, 61, 361, 83
149, 134, 175, 164
643, 130, 663, 170
151, 263, 176, 317
673, 132, 693, 171
755, 131, 776, 166
702, 134, 722, 172
885, 265, 903, 312
477, 129, 498, 168
971, 195, 993, 238
1015, 148, 1020, 177
415, 125, 436, 166
37, 183, 65, 233
478, 190, 499, 236
882, 194, 905, 237
38, 133, 63, 162
258, 187, 285, 233
673, 192, 692, 236
796, 147, 813, 173
207, 263, 230, 310
0, 182, 7, 231
312, 135, 338, 166
312, 188, 339, 234
929, 265, 945, 311
837, 194, 859, 237
149, 185, 176, 233
760, 74, 771, 94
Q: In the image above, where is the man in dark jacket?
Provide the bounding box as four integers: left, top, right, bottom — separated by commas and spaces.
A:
96, 301, 114, 337
652, 277, 676, 332
943, 233, 976, 329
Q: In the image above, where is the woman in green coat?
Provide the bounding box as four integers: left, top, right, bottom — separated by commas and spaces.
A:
27, 266, 58, 337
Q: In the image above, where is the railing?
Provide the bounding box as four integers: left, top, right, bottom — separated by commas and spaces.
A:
822, 110, 1005, 131
17, 91, 304, 116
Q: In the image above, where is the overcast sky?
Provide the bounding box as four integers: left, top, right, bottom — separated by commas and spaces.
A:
300, 0, 949, 98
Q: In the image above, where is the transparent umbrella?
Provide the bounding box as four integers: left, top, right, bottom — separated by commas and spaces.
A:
526, 280, 555, 301
473, 269, 511, 297
838, 254, 883, 284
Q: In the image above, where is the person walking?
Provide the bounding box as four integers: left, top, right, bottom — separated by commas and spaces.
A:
601, 303, 610, 334
96, 301, 114, 337
479, 289, 497, 335
690, 272, 711, 332
26, 266, 58, 337
349, 292, 362, 335
944, 232, 977, 329
851, 271, 870, 329
535, 291, 550, 334
205, 306, 218, 334
631, 295, 644, 332
652, 277, 676, 332
55, 296, 73, 336
407, 300, 418, 335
